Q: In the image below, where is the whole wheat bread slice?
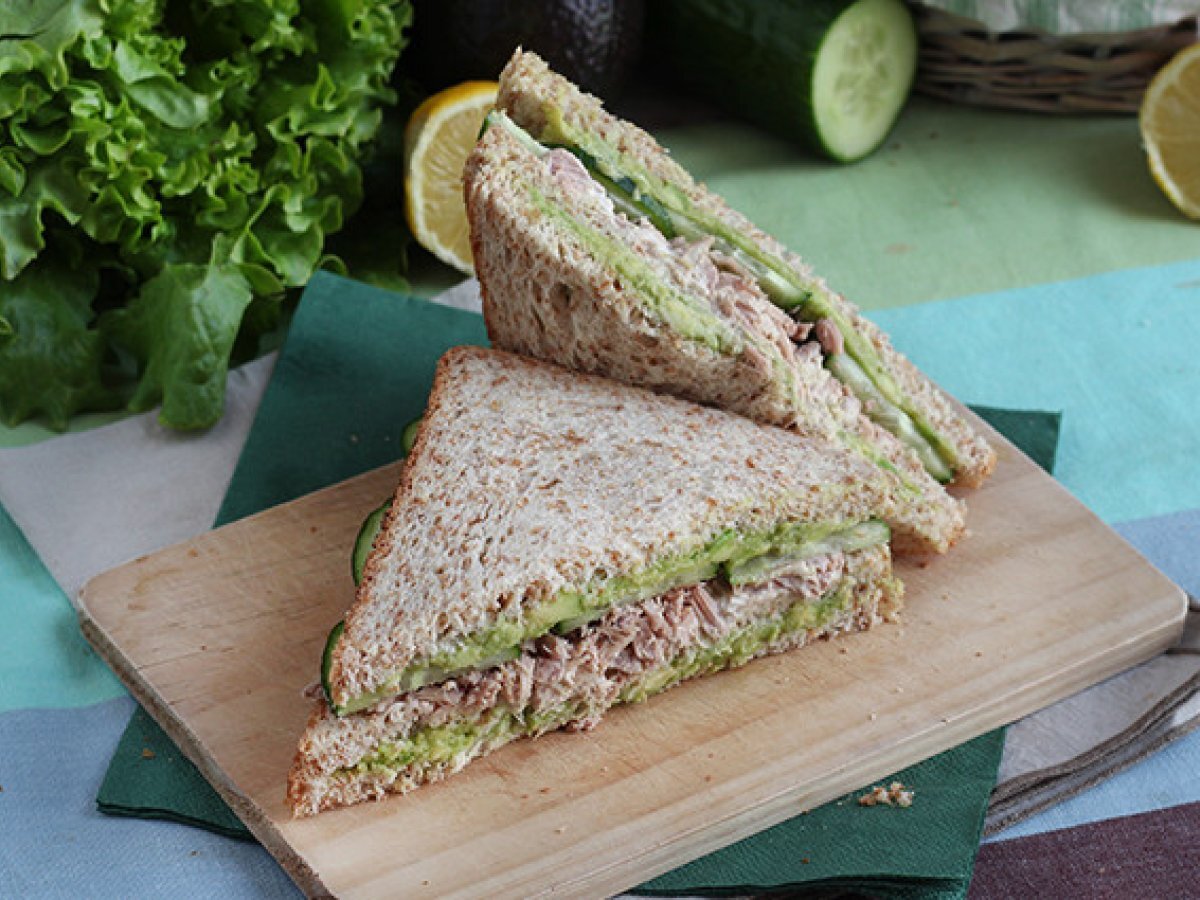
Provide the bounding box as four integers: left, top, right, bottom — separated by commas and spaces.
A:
494, 49, 996, 489
465, 121, 965, 555
325, 347, 899, 714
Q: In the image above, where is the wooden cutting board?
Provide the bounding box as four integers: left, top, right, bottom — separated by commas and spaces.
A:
78, 415, 1186, 899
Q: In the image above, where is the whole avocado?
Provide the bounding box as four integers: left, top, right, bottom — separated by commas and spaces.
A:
405, 0, 644, 97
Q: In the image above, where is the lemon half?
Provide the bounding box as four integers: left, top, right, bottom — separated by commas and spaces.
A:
404, 81, 498, 272
1141, 44, 1200, 221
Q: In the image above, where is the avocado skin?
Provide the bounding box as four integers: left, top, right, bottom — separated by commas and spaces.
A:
404, 0, 645, 97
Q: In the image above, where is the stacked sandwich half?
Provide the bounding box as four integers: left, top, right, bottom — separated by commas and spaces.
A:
288, 51, 994, 816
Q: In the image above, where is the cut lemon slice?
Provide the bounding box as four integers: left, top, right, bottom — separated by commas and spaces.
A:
1141, 44, 1200, 220
404, 81, 498, 272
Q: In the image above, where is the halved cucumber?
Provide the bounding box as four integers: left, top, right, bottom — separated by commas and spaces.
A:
651, 0, 917, 163
350, 415, 424, 586
809, 0, 919, 163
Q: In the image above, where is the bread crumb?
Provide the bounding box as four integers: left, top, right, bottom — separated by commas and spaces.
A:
975, 651, 984, 657
141, 748, 156, 760
869, 712, 878, 721
421, 879, 430, 886
539, 787, 551, 794
555, 826, 566, 834
858, 782, 914, 808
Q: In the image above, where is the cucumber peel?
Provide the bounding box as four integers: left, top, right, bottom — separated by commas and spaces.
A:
400, 416, 422, 455
352, 501, 391, 586
320, 620, 344, 710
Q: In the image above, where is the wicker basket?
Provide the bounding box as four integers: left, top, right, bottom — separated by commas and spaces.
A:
911, 3, 1199, 113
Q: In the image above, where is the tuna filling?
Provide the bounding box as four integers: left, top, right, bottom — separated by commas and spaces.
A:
337, 547, 887, 780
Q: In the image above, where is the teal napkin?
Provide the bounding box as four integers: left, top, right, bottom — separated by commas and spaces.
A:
98, 272, 1062, 897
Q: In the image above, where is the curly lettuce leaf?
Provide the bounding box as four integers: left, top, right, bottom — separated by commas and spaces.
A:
0, 0, 412, 430
0, 249, 118, 428
102, 262, 253, 429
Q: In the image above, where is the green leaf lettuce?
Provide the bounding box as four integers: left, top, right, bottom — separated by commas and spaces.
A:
0, 0, 412, 429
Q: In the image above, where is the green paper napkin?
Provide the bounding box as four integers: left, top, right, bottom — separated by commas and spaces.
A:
98, 272, 1062, 897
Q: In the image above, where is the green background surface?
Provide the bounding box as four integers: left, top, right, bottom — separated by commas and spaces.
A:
661, 98, 1196, 310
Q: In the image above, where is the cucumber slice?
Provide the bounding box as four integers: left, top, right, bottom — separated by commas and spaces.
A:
809, 0, 918, 163
351, 415, 419, 585
401, 416, 422, 455
352, 501, 391, 586
725, 520, 888, 585
826, 352, 954, 483
321, 620, 344, 709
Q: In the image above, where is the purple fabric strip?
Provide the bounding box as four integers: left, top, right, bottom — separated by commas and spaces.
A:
970, 801, 1200, 899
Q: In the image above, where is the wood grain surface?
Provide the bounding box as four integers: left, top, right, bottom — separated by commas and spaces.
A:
78, 416, 1187, 899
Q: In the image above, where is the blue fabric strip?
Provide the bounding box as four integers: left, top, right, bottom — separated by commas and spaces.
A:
0, 697, 296, 898
871, 258, 1200, 525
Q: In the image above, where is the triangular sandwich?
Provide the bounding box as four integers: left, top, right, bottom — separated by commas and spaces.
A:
468, 52, 993, 527
288, 347, 903, 815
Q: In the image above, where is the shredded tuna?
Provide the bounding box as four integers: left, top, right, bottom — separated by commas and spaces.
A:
380, 552, 850, 741
813, 318, 844, 356
544, 149, 605, 201
689, 585, 726, 634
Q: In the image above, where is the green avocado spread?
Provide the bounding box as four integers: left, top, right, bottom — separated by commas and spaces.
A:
341, 572, 882, 779
332, 516, 888, 715
529, 184, 743, 356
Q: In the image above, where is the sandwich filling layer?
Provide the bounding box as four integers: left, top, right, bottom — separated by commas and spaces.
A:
493, 110, 959, 480
306, 544, 898, 807
331, 517, 889, 714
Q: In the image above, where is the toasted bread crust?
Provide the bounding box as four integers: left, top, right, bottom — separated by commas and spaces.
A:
496, 49, 995, 488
